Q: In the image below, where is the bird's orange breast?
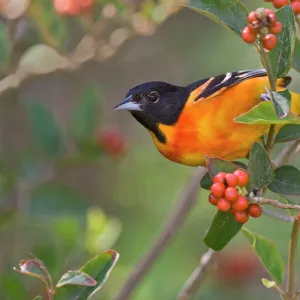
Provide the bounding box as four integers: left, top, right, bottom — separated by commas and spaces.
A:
149, 77, 272, 166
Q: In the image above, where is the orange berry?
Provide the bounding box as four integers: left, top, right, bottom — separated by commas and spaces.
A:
248, 24, 258, 34
262, 34, 277, 50
248, 204, 262, 218
292, 1, 300, 15
225, 187, 239, 202
232, 196, 249, 212
213, 172, 227, 184
217, 198, 231, 212
53, 0, 80, 15
248, 11, 258, 24
273, 0, 289, 8
233, 170, 249, 187
209, 194, 218, 206
269, 21, 283, 34
241, 27, 257, 43
234, 211, 249, 224
210, 182, 226, 198
225, 173, 238, 187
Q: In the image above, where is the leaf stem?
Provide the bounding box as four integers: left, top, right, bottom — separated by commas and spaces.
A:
286, 219, 300, 299
250, 197, 300, 211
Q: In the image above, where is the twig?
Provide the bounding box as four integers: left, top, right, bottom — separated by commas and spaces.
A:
287, 220, 300, 299
251, 197, 300, 211
177, 249, 217, 300
262, 208, 295, 223
115, 167, 207, 300
274, 140, 300, 168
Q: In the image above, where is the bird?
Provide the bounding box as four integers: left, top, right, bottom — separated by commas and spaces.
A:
114, 69, 300, 167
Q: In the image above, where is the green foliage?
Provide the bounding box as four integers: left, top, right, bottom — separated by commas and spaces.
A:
56, 271, 97, 288
0, 22, 11, 67
243, 228, 285, 284
185, 0, 248, 35
27, 102, 64, 156
206, 157, 245, 177
292, 38, 300, 72
275, 124, 300, 143
268, 165, 300, 195
261, 278, 276, 289
266, 89, 291, 120
204, 211, 242, 251
248, 143, 274, 189
32, 296, 43, 300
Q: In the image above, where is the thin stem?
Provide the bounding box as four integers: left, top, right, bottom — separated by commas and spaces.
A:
251, 197, 300, 211
262, 208, 295, 223
287, 220, 300, 299
265, 124, 276, 154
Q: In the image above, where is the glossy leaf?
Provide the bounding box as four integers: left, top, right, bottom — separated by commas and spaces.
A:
204, 211, 242, 251
185, 0, 248, 35
200, 172, 212, 190
268, 165, 300, 195
206, 157, 245, 178
261, 278, 276, 289
266, 88, 291, 119
235, 101, 300, 124
269, 5, 296, 78
55, 250, 119, 300
27, 102, 64, 156
248, 143, 274, 189
275, 124, 300, 143
292, 38, 300, 72
243, 228, 285, 283
56, 271, 97, 288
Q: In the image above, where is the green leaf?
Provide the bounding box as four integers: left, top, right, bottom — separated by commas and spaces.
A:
275, 124, 300, 143
56, 271, 97, 288
55, 250, 119, 300
206, 157, 245, 178
33, 297, 43, 300
185, 0, 248, 35
261, 278, 276, 289
292, 38, 300, 72
266, 88, 291, 119
268, 165, 300, 195
248, 143, 274, 189
243, 228, 285, 284
200, 172, 212, 190
204, 211, 242, 251
27, 102, 64, 156
0, 22, 11, 67
269, 5, 296, 78
235, 101, 300, 124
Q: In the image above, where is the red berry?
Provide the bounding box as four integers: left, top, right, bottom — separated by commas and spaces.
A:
217, 198, 231, 212
241, 27, 257, 43
78, 0, 94, 13
209, 194, 218, 206
262, 34, 277, 50
248, 204, 262, 218
234, 170, 249, 187
53, 0, 80, 15
225, 187, 239, 202
273, 0, 289, 8
292, 1, 300, 15
210, 182, 226, 198
248, 24, 258, 34
269, 21, 283, 34
225, 173, 238, 187
232, 196, 249, 212
266, 9, 277, 24
234, 211, 249, 224
248, 11, 258, 24
213, 172, 227, 184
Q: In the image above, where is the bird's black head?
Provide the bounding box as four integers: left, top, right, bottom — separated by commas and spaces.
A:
114, 81, 188, 143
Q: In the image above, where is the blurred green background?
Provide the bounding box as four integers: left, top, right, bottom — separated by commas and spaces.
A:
0, 0, 299, 299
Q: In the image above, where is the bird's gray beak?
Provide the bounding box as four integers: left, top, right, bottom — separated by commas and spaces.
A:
113, 95, 142, 111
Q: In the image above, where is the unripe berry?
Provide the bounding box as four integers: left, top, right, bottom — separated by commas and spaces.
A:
269, 21, 283, 34
248, 204, 262, 218
225, 187, 239, 202
292, 1, 300, 15
248, 11, 258, 24
209, 194, 218, 206
213, 172, 226, 184
273, 0, 289, 8
242, 27, 257, 43
232, 196, 249, 212
234, 170, 249, 187
234, 211, 249, 224
210, 182, 226, 198
225, 173, 238, 187
262, 34, 277, 50
217, 198, 231, 212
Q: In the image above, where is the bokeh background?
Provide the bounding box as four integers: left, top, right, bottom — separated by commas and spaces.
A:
0, 0, 299, 299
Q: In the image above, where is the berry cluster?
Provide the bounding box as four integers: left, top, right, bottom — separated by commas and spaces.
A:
53, 0, 93, 16
265, 0, 300, 15
209, 170, 262, 224
242, 8, 282, 50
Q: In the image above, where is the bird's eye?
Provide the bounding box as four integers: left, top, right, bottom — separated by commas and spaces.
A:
148, 91, 159, 103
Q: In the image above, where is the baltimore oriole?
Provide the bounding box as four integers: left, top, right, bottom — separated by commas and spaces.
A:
114, 69, 300, 166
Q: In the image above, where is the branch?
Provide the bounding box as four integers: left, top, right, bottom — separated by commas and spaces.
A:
177, 249, 217, 300
115, 167, 207, 300
251, 197, 300, 211
274, 140, 300, 168
262, 208, 295, 223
